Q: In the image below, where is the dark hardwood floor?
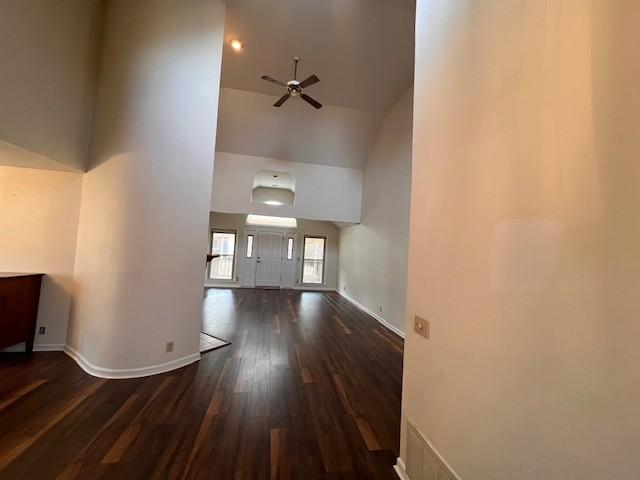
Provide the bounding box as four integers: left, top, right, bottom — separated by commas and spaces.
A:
0, 289, 404, 479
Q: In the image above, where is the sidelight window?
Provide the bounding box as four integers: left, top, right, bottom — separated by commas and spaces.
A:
246, 235, 254, 258
287, 238, 294, 260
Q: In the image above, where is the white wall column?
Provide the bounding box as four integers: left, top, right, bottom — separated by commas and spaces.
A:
67, 0, 225, 377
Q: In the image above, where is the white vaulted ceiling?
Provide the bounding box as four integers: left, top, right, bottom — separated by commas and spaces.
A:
215, 88, 382, 169
215, 0, 415, 169
221, 0, 415, 113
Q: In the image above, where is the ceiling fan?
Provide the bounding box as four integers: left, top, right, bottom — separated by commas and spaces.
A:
261, 56, 323, 109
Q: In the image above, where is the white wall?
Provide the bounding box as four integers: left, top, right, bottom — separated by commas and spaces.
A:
67, 0, 225, 374
215, 88, 382, 169
0, 166, 82, 349
208, 212, 339, 290
338, 89, 413, 334
402, 1, 640, 478
212, 152, 363, 224
0, 0, 102, 171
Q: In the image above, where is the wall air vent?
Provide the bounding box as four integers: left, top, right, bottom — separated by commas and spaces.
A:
401, 422, 460, 480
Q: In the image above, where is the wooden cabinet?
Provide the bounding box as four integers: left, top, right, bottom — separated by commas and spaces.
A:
0, 274, 43, 353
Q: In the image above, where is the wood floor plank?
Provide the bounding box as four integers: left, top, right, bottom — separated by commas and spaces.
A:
0, 379, 46, 413
332, 374, 356, 417
0, 378, 106, 471
270, 428, 291, 480
0, 289, 403, 479
54, 393, 140, 480
100, 377, 174, 464
355, 416, 383, 451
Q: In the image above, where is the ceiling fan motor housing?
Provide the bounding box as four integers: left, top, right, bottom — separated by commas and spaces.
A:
287, 80, 302, 96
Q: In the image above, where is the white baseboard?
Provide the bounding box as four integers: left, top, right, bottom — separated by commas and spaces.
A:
1, 342, 65, 353
336, 290, 405, 339
64, 345, 201, 380
294, 285, 335, 291
204, 283, 243, 289
34, 343, 65, 352
394, 458, 409, 480
204, 284, 335, 292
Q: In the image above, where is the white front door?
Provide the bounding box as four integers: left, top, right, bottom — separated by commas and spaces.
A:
255, 232, 284, 287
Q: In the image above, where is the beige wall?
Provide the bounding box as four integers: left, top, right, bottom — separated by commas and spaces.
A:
209, 212, 339, 289
67, 0, 225, 373
0, 0, 102, 171
298, 218, 339, 289
402, 1, 640, 478
339, 89, 413, 334
0, 166, 82, 348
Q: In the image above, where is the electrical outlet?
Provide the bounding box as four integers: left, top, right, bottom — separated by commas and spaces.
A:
414, 315, 430, 339
165, 341, 174, 353
343, 286, 346, 291
38, 326, 46, 335
379, 306, 383, 314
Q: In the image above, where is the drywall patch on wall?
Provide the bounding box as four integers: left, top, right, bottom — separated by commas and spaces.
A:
490, 220, 564, 292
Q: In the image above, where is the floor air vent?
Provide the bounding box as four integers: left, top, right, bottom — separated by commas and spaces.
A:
404, 422, 460, 480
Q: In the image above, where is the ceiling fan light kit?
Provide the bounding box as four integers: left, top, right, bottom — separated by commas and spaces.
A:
261, 56, 323, 109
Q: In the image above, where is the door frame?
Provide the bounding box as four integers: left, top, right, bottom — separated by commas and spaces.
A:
240, 226, 298, 288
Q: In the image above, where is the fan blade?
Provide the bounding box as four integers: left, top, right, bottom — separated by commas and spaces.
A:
299, 74, 320, 89
261, 75, 287, 88
273, 93, 291, 107
300, 93, 323, 109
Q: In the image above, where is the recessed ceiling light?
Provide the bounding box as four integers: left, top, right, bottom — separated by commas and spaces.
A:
230, 38, 244, 51
264, 200, 284, 206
